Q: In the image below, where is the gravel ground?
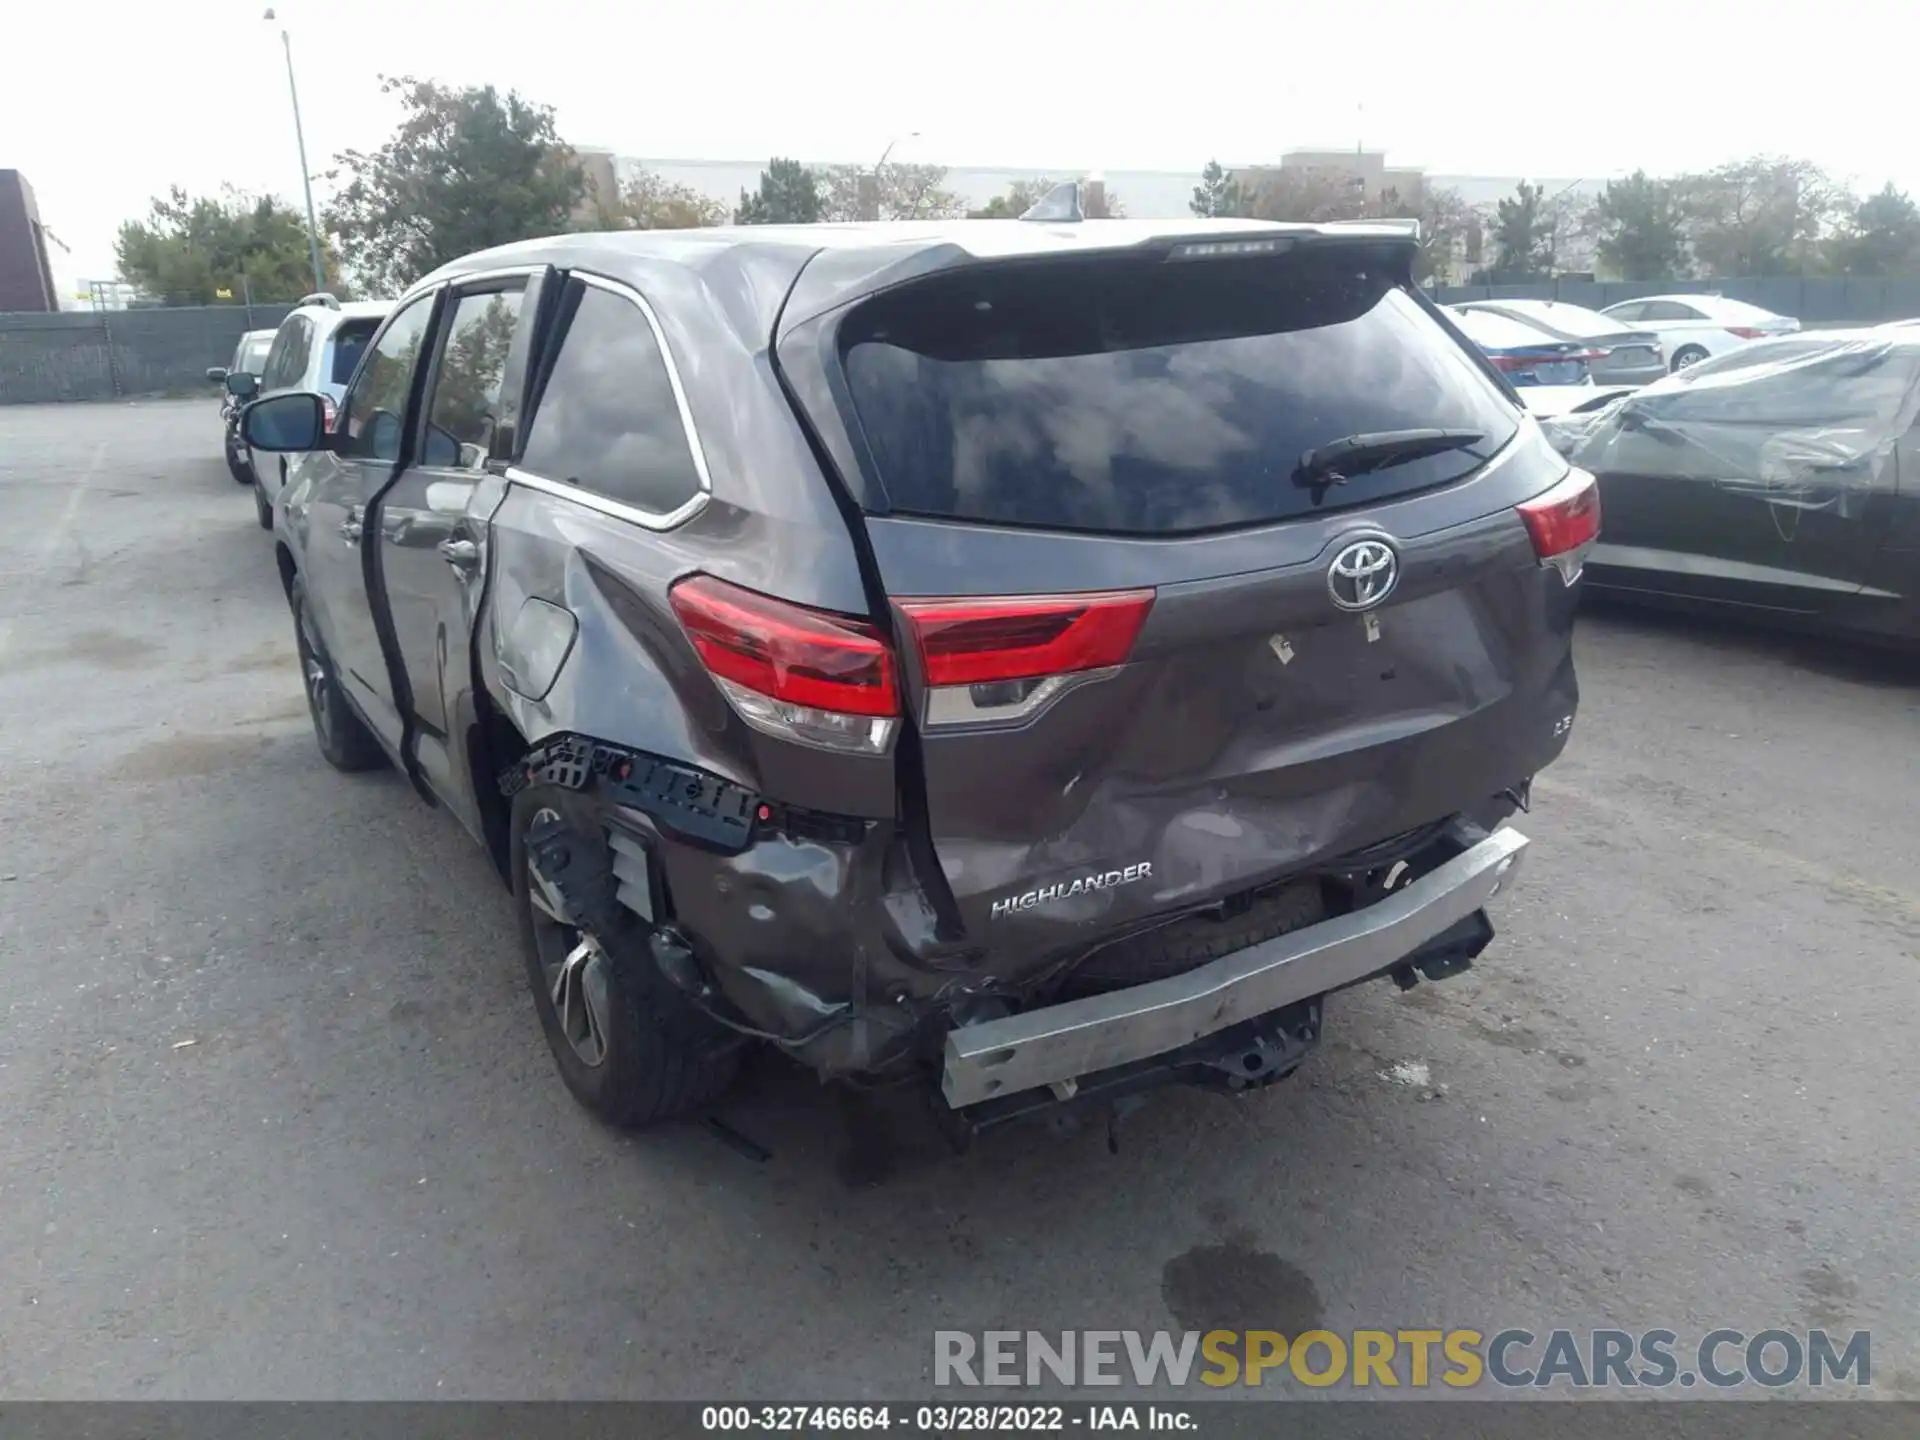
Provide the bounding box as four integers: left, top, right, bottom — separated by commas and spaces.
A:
2, 399, 1916, 1401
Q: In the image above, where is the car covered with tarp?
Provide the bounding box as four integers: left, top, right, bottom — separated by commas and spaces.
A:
1562, 326, 1920, 644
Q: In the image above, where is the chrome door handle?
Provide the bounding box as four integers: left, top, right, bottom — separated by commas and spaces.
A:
438, 538, 480, 573
339, 513, 363, 544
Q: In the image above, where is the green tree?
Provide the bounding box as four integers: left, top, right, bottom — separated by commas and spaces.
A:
735, 158, 823, 224
819, 161, 965, 221
1246, 166, 1371, 223
1675, 156, 1843, 276
325, 75, 584, 294
588, 168, 728, 231
1488, 181, 1554, 281
968, 178, 1124, 219
1588, 171, 1689, 280
1190, 159, 1250, 219
113, 186, 338, 304
968, 177, 1059, 219
1824, 183, 1920, 276
1376, 184, 1473, 285
1235, 169, 1466, 281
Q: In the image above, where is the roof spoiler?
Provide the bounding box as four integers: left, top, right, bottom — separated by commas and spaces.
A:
296, 292, 341, 310
1019, 182, 1085, 223
1323, 216, 1421, 240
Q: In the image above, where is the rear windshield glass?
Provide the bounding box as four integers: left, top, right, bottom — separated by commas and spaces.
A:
237, 336, 273, 373
1450, 308, 1557, 349
840, 251, 1519, 535
1497, 302, 1619, 338
329, 320, 380, 386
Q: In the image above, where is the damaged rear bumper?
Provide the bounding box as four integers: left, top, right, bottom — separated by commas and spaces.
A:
940, 824, 1529, 1108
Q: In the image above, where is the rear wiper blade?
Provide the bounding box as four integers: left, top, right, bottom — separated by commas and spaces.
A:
1293, 428, 1486, 493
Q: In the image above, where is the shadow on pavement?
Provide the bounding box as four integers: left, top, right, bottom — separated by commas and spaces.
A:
1578, 591, 1920, 688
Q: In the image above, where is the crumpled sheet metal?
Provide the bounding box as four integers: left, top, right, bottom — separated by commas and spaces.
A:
1560, 334, 1920, 521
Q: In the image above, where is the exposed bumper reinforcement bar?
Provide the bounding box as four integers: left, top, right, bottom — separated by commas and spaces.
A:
941, 825, 1529, 1109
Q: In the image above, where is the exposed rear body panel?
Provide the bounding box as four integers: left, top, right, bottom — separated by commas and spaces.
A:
771, 235, 1582, 982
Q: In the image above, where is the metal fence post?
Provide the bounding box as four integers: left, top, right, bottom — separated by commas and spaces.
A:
98, 312, 122, 399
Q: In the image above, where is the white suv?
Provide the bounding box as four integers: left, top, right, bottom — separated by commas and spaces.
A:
1598, 293, 1799, 373
244, 294, 394, 528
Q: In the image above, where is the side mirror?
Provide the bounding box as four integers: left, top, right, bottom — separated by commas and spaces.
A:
224, 371, 260, 399
207, 366, 228, 384
241, 392, 329, 452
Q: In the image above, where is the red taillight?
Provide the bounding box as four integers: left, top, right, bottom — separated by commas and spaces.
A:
1726, 326, 1766, 340
1518, 469, 1602, 574
1489, 351, 1595, 373
669, 575, 898, 718
321, 394, 340, 432
898, 590, 1155, 688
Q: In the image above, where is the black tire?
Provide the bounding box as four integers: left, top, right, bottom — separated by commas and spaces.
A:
289, 574, 387, 773
226, 448, 255, 486
510, 783, 740, 1128
252, 475, 273, 529
1671, 344, 1709, 372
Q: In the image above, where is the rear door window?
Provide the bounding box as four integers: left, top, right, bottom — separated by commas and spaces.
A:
329, 320, 379, 386
518, 278, 708, 517
262, 317, 310, 389
421, 286, 526, 469
839, 251, 1519, 535
339, 297, 436, 464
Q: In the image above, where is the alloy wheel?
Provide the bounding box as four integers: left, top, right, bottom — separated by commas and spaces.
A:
526, 808, 611, 1068
294, 599, 334, 747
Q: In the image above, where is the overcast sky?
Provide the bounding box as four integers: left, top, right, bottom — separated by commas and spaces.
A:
7, 0, 1912, 289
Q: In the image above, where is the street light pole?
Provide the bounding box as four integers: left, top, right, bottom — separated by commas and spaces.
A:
264, 8, 325, 293
864, 132, 919, 221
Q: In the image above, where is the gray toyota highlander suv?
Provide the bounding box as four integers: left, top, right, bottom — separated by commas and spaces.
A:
239, 214, 1597, 1139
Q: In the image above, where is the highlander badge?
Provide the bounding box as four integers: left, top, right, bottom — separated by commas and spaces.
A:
991, 862, 1153, 919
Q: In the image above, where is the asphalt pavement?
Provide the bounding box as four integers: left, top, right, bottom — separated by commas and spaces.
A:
2, 400, 1917, 1400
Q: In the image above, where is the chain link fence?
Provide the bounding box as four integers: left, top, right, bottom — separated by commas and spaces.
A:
0, 303, 297, 405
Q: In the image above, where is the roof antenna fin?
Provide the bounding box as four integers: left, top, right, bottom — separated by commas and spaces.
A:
1019, 182, 1083, 223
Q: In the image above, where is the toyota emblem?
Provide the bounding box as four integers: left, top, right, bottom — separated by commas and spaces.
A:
1327, 538, 1399, 612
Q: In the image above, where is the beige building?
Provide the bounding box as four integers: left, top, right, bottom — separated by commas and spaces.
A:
570, 147, 621, 225
1258, 149, 1428, 204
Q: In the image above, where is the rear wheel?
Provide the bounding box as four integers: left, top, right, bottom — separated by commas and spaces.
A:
510, 784, 740, 1127
252, 476, 273, 529
289, 575, 386, 772
226, 445, 254, 486
1671, 344, 1709, 371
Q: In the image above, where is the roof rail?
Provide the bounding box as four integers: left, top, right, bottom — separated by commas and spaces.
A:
296, 292, 341, 309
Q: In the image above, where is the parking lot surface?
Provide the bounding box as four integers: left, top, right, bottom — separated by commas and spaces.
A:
2, 400, 1918, 1400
